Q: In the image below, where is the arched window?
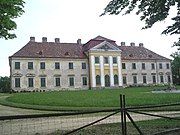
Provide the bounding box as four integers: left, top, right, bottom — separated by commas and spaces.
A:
96, 75, 101, 85
114, 75, 118, 85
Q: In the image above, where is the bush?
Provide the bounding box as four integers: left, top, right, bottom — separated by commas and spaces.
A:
0, 76, 11, 93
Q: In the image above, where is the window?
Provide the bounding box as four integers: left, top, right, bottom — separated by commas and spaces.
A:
82, 77, 87, 86
96, 75, 101, 85
159, 63, 162, 69
28, 62, 33, 69
133, 76, 137, 84
123, 76, 127, 84
113, 57, 117, 64
15, 78, 20, 87
152, 76, 156, 83
132, 63, 136, 69
95, 57, 99, 64
82, 63, 86, 69
143, 76, 147, 84
167, 75, 171, 83
104, 57, 109, 64
40, 62, 45, 69
15, 62, 20, 69
160, 75, 164, 83
69, 62, 73, 69
122, 63, 126, 69
142, 63, 145, 70
41, 78, 46, 87
69, 77, 74, 86
151, 63, 155, 70
114, 75, 118, 85
55, 62, 60, 69
28, 78, 34, 87
55, 77, 60, 86
166, 63, 170, 69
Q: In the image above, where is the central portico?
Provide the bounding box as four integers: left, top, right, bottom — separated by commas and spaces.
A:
88, 40, 123, 89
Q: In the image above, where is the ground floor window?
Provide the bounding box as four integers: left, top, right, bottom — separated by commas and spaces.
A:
15, 78, 20, 88
96, 75, 101, 85
152, 75, 156, 83
69, 77, 74, 86
123, 76, 127, 85
167, 75, 171, 83
143, 76, 147, 84
55, 77, 60, 87
28, 78, 34, 87
82, 77, 87, 86
160, 75, 164, 83
133, 76, 137, 84
41, 78, 46, 87
114, 75, 118, 85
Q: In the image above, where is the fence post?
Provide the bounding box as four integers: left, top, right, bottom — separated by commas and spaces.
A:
120, 94, 125, 135
123, 95, 127, 135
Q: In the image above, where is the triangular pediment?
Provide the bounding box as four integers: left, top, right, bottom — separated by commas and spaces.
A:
90, 41, 120, 51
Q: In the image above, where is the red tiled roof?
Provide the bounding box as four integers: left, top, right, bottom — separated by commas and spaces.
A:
119, 46, 170, 60
10, 36, 170, 61
10, 42, 86, 59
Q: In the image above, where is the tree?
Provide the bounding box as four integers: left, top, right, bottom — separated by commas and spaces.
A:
102, 0, 180, 44
0, 0, 25, 40
0, 76, 11, 93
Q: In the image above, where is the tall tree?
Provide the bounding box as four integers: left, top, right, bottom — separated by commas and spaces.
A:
0, 76, 11, 93
102, 0, 180, 43
0, 0, 25, 40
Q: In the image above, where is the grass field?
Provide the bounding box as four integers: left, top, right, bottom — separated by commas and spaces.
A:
0, 86, 179, 111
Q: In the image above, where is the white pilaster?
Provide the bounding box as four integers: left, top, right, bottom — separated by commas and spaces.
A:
90, 55, 96, 87
100, 56, 105, 87
117, 56, 123, 86
109, 56, 114, 87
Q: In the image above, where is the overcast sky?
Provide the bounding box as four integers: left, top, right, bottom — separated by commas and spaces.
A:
0, 0, 179, 76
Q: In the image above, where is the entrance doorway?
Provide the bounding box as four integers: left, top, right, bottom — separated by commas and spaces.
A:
105, 75, 110, 87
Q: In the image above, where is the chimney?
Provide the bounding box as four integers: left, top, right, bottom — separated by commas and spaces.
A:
55, 38, 60, 43
42, 37, 47, 42
30, 37, 35, 42
130, 42, 135, 46
139, 43, 144, 47
77, 39, 81, 44
121, 42, 125, 46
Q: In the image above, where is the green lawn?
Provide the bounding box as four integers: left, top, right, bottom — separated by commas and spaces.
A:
0, 86, 179, 111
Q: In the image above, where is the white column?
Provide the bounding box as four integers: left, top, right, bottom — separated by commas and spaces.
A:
100, 56, 105, 87
109, 56, 114, 87
90, 55, 96, 88
117, 56, 123, 86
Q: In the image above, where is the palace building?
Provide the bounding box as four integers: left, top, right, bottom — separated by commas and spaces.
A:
9, 36, 172, 91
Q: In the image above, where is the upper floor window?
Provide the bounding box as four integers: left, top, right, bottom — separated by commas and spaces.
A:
104, 57, 109, 64
159, 63, 162, 69
69, 62, 73, 69
142, 63, 145, 70
166, 63, 170, 69
55, 62, 60, 69
15, 78, 20, 87
151, 63, 155, 70
40, 62, 45, 69
82, 77, 87, 86
28, 78, 34, 87
122, 63, 126, 69
40, 78, 46, 87
113, 57, 117, 64
15, 62, 20, 69
95, 57, 99, 64
82, 63, 86, 69
132, 63, 136, 69
28, 62, 33, 69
